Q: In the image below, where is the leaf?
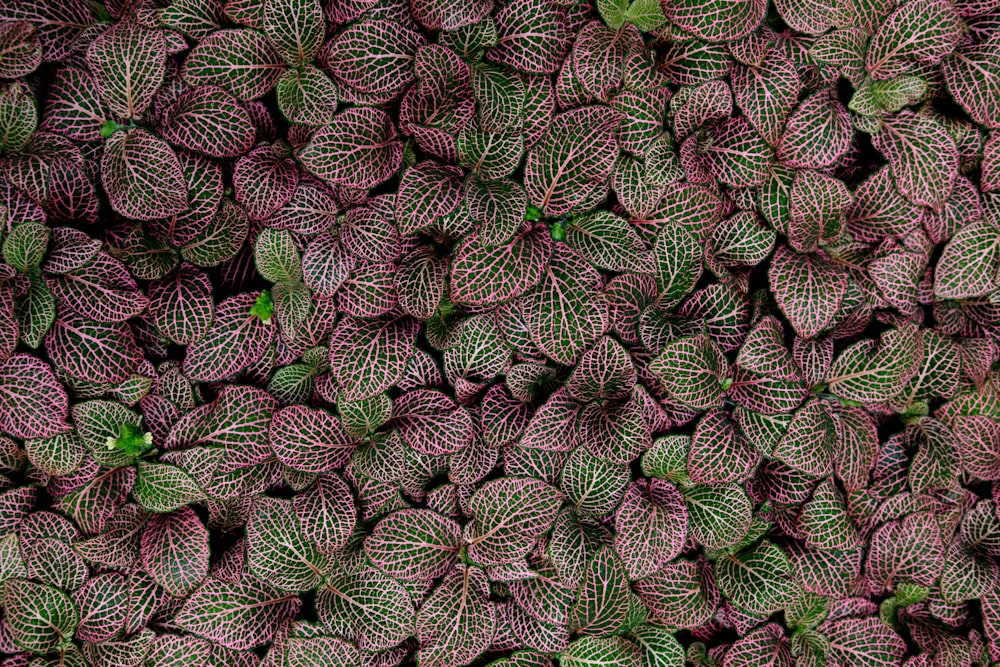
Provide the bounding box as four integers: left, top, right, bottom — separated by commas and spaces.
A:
799, 478, 861, 551
234, 144, 298, 220
778, 92, 852, 170
182, 292, 274, 382
134, 462, 205, 513
39, 67, 106, 142
416, 565, 496, 667
271, 404, 355, 473
101, 129, 188, 220
872, 111, 959, 211
865, 512, 945, 591
934, 217, 1000, 299
572, 545, 630, 636
649, 334, 729, 410
73, 573, 128, 643
86, 22, 166, 118
293, 472, 356, 553
396, 161, 465, 236
365, 508, 461, 581
467, 476, 564, 566
487, 0, 571, 73
141, 507, 210, 597
566, 336, 636, 402
614, 479, 687, 579
451, 223, 551, 305
296, 107, 402, 189
561, 636, 642, 667
0, 21, 40, 78
705, 116, 773, 187
822, 618, 906, 667
247, 496, 327, 592
276, 65, 340, 126
0, 353, 68, 440
769, 246, 847, 340
329, 315, 418, 401
523, 244, 608, 365
458, 128, 525, 181
524, 105, 620, 217
263, 0, 323, 66
175, 577, 301, 650
324, 19, 425, 96
668, 0, 767, 42
149, 264, 214, 346
943, 38, 1000, 129
46, 252, 149, 323
0, 82, 36, 153
182, 29, 286, 100
683, 483, 753, 550
565, 210, 655, 273
826, 325, 922, 404
3, 579, 78, 654
159, 86, 256, 159
723, 624, 793, 667
731, 50, 801, 146
25, 430, 83, 477
866, 0, 963, 80
317, 567, 414, 651
715, 540, 799, 615
652, 221, 702, 310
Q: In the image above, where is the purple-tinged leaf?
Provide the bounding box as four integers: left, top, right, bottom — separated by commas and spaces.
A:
0, 82, 36, 153
565, 210, 655, 273
393, 389, 474, 456
523, 244, 608, 365
705, 116, 773, 187
366, 508, 461, 581
614, 479, 687, 579
873, 111, 959, 211
73, 573, 128, 643
571, 545, 630, 636
318, 567, 414, 651
159, 86, 256, 159
416, 564, 496, 667
140, 506, 210, 597
689, 409, 759, 484
487, 0, 571, 73
821, 618, 906, 667
183, 292, 274, 382
826, 324, 922, 404
292, 472, 356, 553
234, 143, 298, 220
866, 511, 944, 591
286, 637, 359, 667
934, 217, 1000, 300
451, 224, 551, 306
182, 29, 286, 100
296, 107, 402, 189
774, 398, 836, 476
835, 406, 879, 492
866, 0, 963, 80
413, 0, 492, 30
149, 264, 214, 345
329, 315, 418, 401
263, 0, 323, 66
396, 161, 465, 236
566, 336, 636, 402
46, 252, 148, 323
953, 415, 1000, 480
324, 20, 425, 96
46, 309, 142, 383
3, 579, 78, 654
943, 39, 1000, 129
524, 105, 620, 218
86, 22, 166, 118
787, 170, 851, 254
715, 540, 799, 615
101, 129, 188, 220
271, 404, 355, 473
633, 560, 716, 628
0, 21, 41, 78
0, 353, 68, 439
519, 388, 582, 452
467, 476, 563, 566
769, 245, 847, 340
175, 577, 301, 650
723, 623, 792, 667
667, 0, 767, 42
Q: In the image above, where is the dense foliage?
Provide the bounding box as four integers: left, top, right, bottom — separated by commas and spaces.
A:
0, 0, 999, 666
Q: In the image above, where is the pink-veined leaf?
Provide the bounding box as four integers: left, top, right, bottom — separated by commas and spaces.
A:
323, 19, 425, 96
523, 244, 608, 365
262, 0, 324, 66
769, 245, 847, 340
101, 129, 188, 220
778, 92, 852, 170
275, 65, 340, 126
149, 264, 214, 345
175, 577, 301, 650
614, 479, 687, 579
317, 567, 415, 652
571, 545, 630, 636
46, 309, 142, 383
0, 21, 41, 78
416, 564, 496, 667
524, 105, 620, 218
866, 511, 944, 591
140, 506, 210, 597
865, 0, 963, 80
365, 508, 461, 581
182, 292, 274, 382
271, 404, 355, 473
872, 110, 959, 211
467, 476, 564, 566
246, 496, 328, 592
159, 86, 256, 159
182, 29, 286, 100
649, 334, 729, 410
821, 617, 906, 667
3, 578, 79, 654
396, 161, 465, 236
86, 22, 166, 119
943, 38, 1000, 129
451, 223, 552, 305
296, 107, 402, 189
486, 0, 571, 73
826, 324, 923, 404
0, 353, 69, 439
329, 315, 418, 401
715, 540, 799, 615
667, 0, 767, 42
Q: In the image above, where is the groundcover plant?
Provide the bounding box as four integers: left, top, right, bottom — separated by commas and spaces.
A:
0, 0, 999, 665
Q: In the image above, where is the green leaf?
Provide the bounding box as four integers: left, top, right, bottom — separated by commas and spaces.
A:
571, 546, 631, 636
2, 221, 49, 273
0, 82, 36, 153
683, 483, 753, 551
715, 540, 800, 615
254, 228, 302, 283
561, 636, 642, 667
565, 210, 655, 274
263, 0, 324, 66
826, 324, 923, 404
134, 462, 205, 513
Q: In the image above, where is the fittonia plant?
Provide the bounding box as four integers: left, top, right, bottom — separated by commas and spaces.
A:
0, 0, 999, 665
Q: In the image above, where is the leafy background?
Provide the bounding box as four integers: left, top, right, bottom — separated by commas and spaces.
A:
0, 0, 998, 666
